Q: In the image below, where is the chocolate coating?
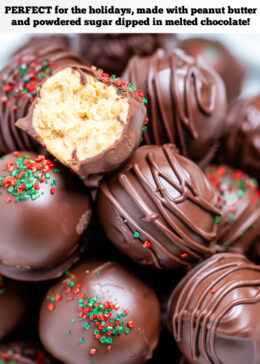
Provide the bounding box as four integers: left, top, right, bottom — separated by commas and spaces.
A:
218, 95, 260, 182
205, 165, 260, 255
0, 40, 87, 155
0, 276, 28, 340
0, 152, 92, 281
180, 37, 245, 102
97, 144, 220, 269
74, 33, 176, 76
39, 260, 161, 364
13, 34, 70, 56
0, 341, 57, 363
123, 49, 226, 165
168, 253, 260, 364
16, 66, 147, 188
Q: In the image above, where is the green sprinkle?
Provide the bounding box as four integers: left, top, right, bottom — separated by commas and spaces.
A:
142, 126, 147, 131
133, 231, 140, 238
125, 327, 130, 334
54, 169, 60, 173
51, 297, 55, 302
222, 241, 229, 248
100, 336, 106, 344
83, 322, 90, 330
237, 189, 244, 197
72, 319, 76, 323
66, 331, 71, 335
142, 97, 148, 103
128, 84, 135, 91
95, 270, 100, 275
79, 337, 84, 343
229, 215, 235, 221
215, 216, 221, 223
69, 281, 75, 287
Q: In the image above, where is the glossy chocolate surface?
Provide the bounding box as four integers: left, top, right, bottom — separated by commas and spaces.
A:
39, 260, 161, 364
74, 33, 176, 76
123, 49, 226, 165
0, 152, 92, 281
168, 253, 260, 364
205, 165, 260, 255
180, 37, 245, 102
219, 95, 260, 182
97, 144, 220, 269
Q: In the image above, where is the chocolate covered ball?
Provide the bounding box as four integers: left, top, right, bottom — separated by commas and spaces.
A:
180, 37, 245, 102
74, 33, 177, 76
0, 275, 28, 340
205, 165, 260, 255
218, 95, 260, 182
97, 144, 221, 269
123, 49, 226, 165
17, 66, 147, 187
39, 261, 161, 364
0, 39, 87, 155
168, 253, 260, 364
0, 341, 57, 363
13, 34, 70, 56
0, 151, 92, 281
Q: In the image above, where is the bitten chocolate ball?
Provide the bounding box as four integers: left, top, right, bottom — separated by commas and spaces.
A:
0, 152, 92, 281
17, 66, 147, 187
0, 341, 57, 363
39, 261, 161, 364
205, 165, 260, 255
97, 144, 220, 269
123, 49, 226, 165
73, 33, 177, 76
168, 253, 260, 364
218, 95, 260, 182
180, 37, 245, 102
0, 39, 87, 155
0, 275, 28, 340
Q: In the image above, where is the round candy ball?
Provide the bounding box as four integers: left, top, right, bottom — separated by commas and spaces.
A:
168, 253, 260, 364
0, 151, 92, 281
123, 49, 226, 165
97, 144, 220, 269
39, 260, 161, 364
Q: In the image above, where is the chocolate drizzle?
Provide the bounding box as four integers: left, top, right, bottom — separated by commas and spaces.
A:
168, 253, 260, 364
123, 49, 226, 164
0, 43, 87, 155
98, 144, 220, 269
220, 95, 260, 181
205, 165, 260, 255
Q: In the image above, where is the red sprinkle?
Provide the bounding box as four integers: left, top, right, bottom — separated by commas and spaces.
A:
48, 303, 55, 311
90, 348, 96, 355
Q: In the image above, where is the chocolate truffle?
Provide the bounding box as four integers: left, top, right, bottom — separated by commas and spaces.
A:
97, 144, 221, 269
180, 37, 245, 102
123, 49, 226, 165
205, 165, 260, 254
74, 33, 176, 76
167, 253, 260, 364
218, 95, 260, 182
0, 40, 87, 155
0, 151, 92, 281
17, 66, 147, 187
0, 341, 57, 363
13, 34, 70, 56
0, 275, 28, 340
39, 260, 161, 364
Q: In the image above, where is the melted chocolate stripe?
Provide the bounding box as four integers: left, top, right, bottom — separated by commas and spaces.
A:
172, 254, 260, 364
